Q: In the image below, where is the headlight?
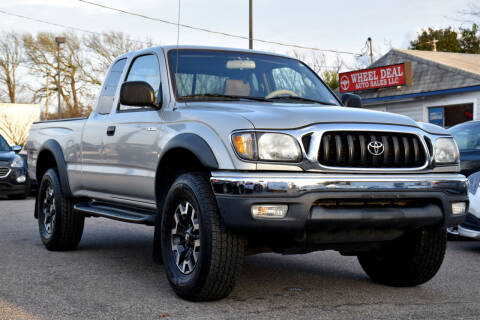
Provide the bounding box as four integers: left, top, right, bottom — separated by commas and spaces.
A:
257, 133, 301, 162
232, 132, 302, 162
434, 137, 459, 164
10, 155, 24, 168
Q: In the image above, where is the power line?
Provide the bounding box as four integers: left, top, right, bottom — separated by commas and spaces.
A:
0, 9, 152, 46
78, 0, 362, 56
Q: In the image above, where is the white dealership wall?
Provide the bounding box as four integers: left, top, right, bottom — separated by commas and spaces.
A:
365, 90, 480, 123
0, 103, 41, 145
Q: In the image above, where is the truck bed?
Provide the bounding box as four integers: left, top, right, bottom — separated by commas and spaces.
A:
27, 117, 88, 183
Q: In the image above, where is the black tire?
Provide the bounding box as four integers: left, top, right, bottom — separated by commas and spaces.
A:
161, 172, 244, 301
37, 168, 85, 251
358, 227, 446, 287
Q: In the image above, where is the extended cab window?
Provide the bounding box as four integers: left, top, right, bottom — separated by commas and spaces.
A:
96, 59, 126, 115
120, 54, 161, 111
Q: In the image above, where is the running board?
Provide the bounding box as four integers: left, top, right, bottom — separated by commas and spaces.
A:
74, 201, 156, 226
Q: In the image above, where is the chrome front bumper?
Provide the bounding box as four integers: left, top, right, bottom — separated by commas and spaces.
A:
211, 172, 468, 196
210, 172, 468, 232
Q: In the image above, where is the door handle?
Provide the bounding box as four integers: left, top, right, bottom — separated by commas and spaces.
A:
106, 126, 116, 136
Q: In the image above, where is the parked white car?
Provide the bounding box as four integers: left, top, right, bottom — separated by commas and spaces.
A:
457, 171, 480, 239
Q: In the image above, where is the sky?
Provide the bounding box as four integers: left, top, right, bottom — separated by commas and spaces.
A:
0, 0, 477, 69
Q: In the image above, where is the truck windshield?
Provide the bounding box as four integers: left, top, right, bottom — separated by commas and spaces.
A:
0, 135, 10, 151
168, 49, 339, 106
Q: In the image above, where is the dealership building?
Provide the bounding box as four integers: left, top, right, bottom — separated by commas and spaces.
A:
340, 49, 480, 128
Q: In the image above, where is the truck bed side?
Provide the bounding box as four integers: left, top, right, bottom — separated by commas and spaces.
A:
27, 118, 87, 190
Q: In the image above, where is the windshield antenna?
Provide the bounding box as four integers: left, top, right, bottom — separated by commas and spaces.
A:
173, 0, 181, 111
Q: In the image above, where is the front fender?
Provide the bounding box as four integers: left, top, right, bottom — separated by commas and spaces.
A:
160, 133, 218, 169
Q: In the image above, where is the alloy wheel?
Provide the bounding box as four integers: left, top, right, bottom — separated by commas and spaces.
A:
42, 185, 56, 234
171, 201, 200, 274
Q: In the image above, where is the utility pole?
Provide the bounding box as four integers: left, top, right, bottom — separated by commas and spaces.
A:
55, 36, 65, 118
45, 72, 49, 120
368, 37, 373, 65
249, 0, 253, 49
432, 38, 438, 52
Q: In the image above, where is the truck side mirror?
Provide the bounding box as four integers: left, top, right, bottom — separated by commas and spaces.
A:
120, 81, 158, 108
341, 93, 362, 108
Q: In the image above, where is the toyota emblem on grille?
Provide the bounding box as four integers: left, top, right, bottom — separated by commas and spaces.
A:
367, 141, 384, 156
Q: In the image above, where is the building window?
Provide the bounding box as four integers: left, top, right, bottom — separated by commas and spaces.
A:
428, 103, 473, 128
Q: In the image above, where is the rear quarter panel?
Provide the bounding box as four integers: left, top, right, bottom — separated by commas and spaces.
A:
27, 118, 86, 190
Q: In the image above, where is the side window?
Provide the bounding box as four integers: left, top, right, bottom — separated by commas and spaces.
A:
120, 54, 160, 111
95, 59, 126, 115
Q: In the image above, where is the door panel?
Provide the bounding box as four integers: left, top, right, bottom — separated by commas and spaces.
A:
99, 53, 163, 204
102, 111, 161, 202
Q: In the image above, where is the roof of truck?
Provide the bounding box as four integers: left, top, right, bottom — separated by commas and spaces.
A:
117, 45, 292, 60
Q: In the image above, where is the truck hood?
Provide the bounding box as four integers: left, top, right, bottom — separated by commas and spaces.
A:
187, 102, 423, 130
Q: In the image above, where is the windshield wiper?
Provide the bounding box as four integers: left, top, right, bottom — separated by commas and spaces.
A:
179, 93, 268, 102
266, 95, 337, 105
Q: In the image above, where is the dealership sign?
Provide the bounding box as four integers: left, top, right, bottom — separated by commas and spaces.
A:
339, 62, 412, 93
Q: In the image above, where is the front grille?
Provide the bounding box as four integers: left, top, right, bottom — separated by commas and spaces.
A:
318, 131, 427, 168
0, 167, 10, 178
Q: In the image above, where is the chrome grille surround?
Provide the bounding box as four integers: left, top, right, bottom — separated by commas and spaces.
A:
0, 167, 11, 178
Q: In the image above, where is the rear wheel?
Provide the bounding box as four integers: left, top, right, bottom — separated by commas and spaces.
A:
161, 172, 245, 301
37, 168, 84, 251
358, 226, 446, 287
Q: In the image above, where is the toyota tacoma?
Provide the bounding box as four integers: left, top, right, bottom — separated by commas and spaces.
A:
26, 46, 468, 301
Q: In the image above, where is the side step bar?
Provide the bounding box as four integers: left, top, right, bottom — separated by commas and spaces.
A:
74, 201, 156, 226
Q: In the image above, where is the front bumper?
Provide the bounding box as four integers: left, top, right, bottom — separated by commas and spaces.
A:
0, 167, 28, 196
211, 172, 468, 233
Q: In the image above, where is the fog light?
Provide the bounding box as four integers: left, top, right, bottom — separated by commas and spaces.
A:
452, 202, 466, 215
251, 204, 288, 219
16, 175, 26, 183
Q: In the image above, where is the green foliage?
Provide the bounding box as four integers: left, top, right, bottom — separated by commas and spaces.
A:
322, 70, 339, 90
409, 24, 480, 53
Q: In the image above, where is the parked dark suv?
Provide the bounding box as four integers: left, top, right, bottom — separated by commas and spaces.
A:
0, 134, 30, 199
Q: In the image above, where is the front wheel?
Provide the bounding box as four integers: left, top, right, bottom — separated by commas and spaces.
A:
37, 168, 85, 251
358, 226, 446, 287
161, 172, 245, 301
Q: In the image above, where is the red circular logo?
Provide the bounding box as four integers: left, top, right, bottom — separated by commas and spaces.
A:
340, 75, 350, 91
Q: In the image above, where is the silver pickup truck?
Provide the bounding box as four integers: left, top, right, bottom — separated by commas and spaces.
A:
27, 45, 468, 301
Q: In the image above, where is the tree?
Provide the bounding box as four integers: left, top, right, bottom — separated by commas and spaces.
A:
409, 24, 479, 53
22, 32, 98, 118
322, 70, 339, 91
0, 32, 23, 103
0, 113, 35, 146
459, 24, 480, 53
83, 31, 153, 75
288, 49, 343, 90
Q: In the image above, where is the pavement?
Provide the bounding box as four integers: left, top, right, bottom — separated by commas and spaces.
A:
1, 197, 480, 320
